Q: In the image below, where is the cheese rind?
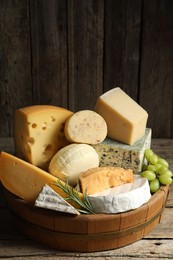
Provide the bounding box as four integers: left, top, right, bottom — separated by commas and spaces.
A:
95, 87, 148, 145
79, 166, 134, 195
64, 110, 107, 144
89, 175, 151, 213
49, 143, 100, 187
35, 184, 80, 215
92, 128, 151, 174
14, 105, 73, 170
0, 151, 83, 207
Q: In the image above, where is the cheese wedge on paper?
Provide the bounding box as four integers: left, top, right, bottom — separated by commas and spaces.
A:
0, 151, 83, 208
35, 184, 80, 215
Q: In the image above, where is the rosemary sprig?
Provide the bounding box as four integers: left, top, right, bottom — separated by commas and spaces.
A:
54, 179, 96, 214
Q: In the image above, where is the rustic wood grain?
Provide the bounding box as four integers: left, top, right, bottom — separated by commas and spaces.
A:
139, 0, 173, 138
30, 0, 68, 107
67, 0, 104, 111
0, 0, 32, 137
0, 1, 173, 137
104, 0, 142, 100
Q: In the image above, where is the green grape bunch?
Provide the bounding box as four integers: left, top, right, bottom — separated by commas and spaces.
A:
141, 148, 173, 193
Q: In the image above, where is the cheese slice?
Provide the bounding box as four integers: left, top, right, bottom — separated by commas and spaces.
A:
0, 151, 83, 208
49, 143, 99, 187
79, 166, 134, 195
14, 105, 73, 170
92, 128, 151, 174
64, 110, 107, 144
35, 184, 80, 215
95, 87, 148, 145
89, 175, 151, 213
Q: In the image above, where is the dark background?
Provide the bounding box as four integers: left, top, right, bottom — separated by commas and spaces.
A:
0, 0, 173, 138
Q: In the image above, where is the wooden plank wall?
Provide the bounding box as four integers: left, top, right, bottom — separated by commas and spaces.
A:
0, 0, 173, 138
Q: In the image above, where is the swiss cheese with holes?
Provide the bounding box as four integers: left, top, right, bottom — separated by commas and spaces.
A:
14, 105, 73, 170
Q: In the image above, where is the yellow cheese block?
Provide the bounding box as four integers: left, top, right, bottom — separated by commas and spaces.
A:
95, 87, 148, 145
14, 105, 73, 170
0, 151, 83, 207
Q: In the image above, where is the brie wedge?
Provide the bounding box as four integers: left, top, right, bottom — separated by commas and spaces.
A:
88, 175, 151, 213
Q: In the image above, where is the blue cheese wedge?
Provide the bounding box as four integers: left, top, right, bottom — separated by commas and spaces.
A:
92, 128, 151, 174
89, 175, 151, 213
35, 184, 80, 215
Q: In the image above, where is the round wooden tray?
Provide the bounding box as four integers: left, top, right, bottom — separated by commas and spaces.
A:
3, 185, 169, 252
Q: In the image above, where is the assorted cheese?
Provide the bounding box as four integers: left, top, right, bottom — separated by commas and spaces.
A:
79, 166, 134, 195
92, 128, 151, 174
64, 110, 107, 144
95, 87, 148, 145
0, 88, 152, 215
14, 105, 73, 170
0, 151, 83, 207
49, 143, 99, 186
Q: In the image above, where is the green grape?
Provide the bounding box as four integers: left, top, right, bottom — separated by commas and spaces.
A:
157, 157, 169, 168
164, 170, 173, 177
142, 164, 148, 171
149, 154, 159, 165
157, 166, 169, 175
141, 170, 156, 181
147, 164, 156, 172
150, 179, 160, 193
159, 174, 173, 185
154, 163, 162, 172
144, 149, 153, 161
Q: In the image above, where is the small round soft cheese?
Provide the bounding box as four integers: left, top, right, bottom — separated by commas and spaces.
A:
64, 110, 107, 144
48, 143, 99, 187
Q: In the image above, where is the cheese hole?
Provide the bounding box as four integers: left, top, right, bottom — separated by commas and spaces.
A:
51, 116, 56, 122
42, 122, 47, 130
27, 137, 35, 145
32, 123, 37, 128
42, 144, 53, 161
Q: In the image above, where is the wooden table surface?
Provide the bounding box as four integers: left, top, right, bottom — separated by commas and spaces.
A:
0, 138, 173, 260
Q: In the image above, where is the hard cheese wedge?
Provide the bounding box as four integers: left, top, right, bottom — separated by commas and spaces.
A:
95, 87, 148, 145
89, 175, 151, 213
0, 151, 83, 208
14, 105, 73, 170
92, 128, 151, 174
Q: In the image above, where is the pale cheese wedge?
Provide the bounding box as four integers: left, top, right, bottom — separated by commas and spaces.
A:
0, 151, 83, 208
95, 87, 148, 145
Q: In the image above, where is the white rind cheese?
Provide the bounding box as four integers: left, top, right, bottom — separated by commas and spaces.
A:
49, 143, 100, 187
92, 128, 151, 174
89, 175, 151, 213
35, 184, 80, 215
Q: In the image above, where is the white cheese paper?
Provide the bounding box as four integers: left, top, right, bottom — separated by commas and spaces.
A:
88, 175, 151, 214
35, 184, 80, 215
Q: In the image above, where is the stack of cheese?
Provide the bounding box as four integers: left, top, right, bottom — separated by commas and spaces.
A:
0, 87, 151, 214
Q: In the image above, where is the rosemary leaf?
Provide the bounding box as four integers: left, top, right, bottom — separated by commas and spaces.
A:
54, 179, 96, 214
